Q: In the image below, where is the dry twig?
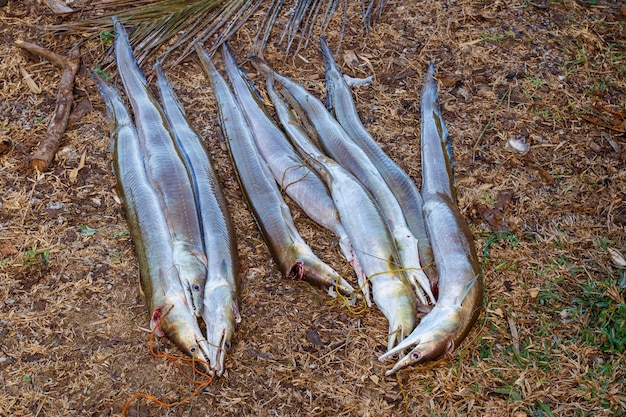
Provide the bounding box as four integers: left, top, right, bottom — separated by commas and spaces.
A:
16, 43, 81, 172
14, 40, 66, 68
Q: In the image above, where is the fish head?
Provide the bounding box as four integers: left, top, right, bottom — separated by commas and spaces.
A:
153, 298, 213, 375
202, 284, 239, 376
380, 304, 461, 375
385, 333, 455, 376
173, 241, 208, 317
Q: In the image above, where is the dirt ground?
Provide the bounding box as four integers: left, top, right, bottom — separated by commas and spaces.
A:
1, 0, 625, 416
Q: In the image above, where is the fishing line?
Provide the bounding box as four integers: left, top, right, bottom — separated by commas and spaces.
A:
333, 237, 399, 268
443, 349, 466, 404
330, 264, 433, 315
336, 237, 434, 275
279, 162, 315, 194
395, 372, 410, 417
121, 305, 213, 416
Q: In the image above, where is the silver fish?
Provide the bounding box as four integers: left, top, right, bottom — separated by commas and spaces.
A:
113, 17, 207, 317
250, 56, 434, 306
379, 63, 483, 375
320, 36, 436, 285
196, 43, 356, 299
154, 62, 239, 377
220, 43, 366, 300
94, 73, 211, 371
266, 74, 417, 349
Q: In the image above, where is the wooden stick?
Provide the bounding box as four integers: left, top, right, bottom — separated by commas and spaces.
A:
30, 47, 80, 173
15, 40, 66, 68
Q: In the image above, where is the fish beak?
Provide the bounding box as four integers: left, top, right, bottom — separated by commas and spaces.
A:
191, 338, 214, 376
173, 242, 208, 317
202, 286, 237, 376
380, 335, 455, 376
207, 328, 228, 377
384, 349, 419, 376
378, 335, 417, 362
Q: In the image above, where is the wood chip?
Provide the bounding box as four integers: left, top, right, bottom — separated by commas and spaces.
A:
19, 65, 41, 94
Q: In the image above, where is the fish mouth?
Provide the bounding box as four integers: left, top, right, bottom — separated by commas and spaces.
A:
202, 286, 237, 376
184, 281, 200, 316
209, 328, 227, 376
383, 335, 454, 375
378, 304, 461, 374
173, 242, 208, 317
205, 324, 235, 377
187, 336, 213, 376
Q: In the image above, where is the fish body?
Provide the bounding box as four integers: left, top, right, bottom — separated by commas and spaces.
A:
221, 44, 336, 235
196, 44, 355, 298
251, 57, 433, 306
379, 63, 483, 374
154, 62, 239, 376
266, 75, 417, 349
114, 18, 207, 316
220, 44, 366, 292
320, 36, 436, 284
94, 73, 211, 370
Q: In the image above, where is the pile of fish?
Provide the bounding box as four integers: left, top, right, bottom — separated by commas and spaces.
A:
196, 39, 483, 374
97, 18, 482, 376
95, 18, 239, 376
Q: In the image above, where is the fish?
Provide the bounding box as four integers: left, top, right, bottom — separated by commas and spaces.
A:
378, 63, 483, 375
113, 17, 207, 317
154, 62, 240, 377
250, 56, 434, 306
319, 36, 436, 285
220, 43, 367, 302
195, 43, 356, 299
265, 74, 417, 349
94, 72, 211, 371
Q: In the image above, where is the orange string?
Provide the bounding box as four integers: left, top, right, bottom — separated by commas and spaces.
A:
121, 305, 214, 416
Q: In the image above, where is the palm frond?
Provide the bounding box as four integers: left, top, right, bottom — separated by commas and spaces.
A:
53, 0, 389, 65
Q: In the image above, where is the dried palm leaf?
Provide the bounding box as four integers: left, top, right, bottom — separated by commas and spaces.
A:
53, 0, 388, 65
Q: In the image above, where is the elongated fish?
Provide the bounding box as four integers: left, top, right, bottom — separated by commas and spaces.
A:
94, 73, 211, 371
113, 18, 207, 316
250, 57, 434, 306
320, 36, 436, 284
379, 63, 483, 374
154, 63, 239, 376
220, 43, 366, 299
196, 43, 355, 299
266, 75, 417, 349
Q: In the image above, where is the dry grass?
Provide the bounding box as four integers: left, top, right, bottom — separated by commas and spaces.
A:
1, 0, 625, 416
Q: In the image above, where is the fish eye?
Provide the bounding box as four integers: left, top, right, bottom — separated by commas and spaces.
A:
412, 351, 421, 360
225, 341, 232, 349
190, 346, 196, 353
193, 284, 201, 291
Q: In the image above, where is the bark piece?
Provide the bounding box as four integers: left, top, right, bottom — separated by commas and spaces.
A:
30, 48, 80, 172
